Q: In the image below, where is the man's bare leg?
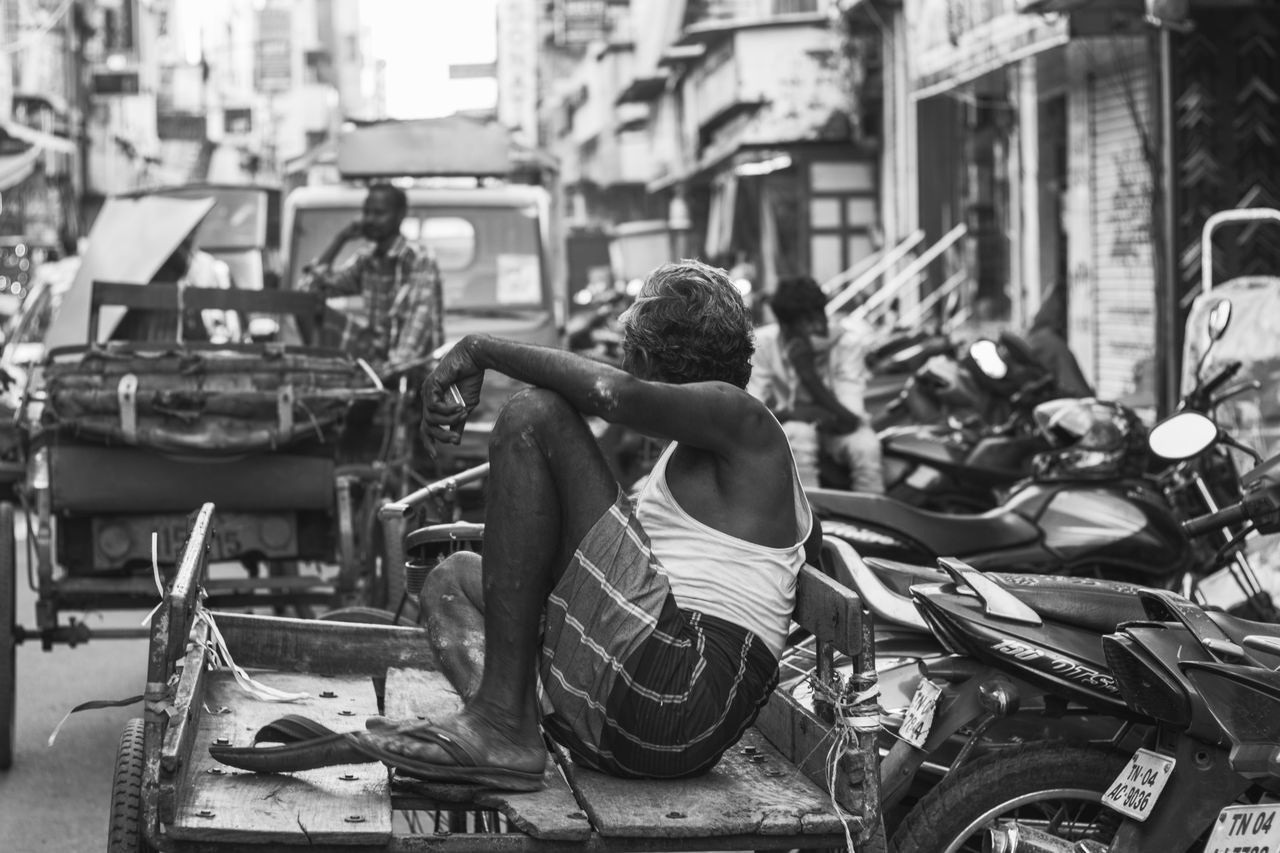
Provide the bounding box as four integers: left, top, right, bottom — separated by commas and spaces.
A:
417, 388, 619, 772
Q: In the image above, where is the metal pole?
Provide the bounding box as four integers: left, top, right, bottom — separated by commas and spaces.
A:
1155, 27, 1179, 418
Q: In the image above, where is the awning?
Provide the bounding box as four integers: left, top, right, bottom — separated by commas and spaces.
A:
910, 13, 1070, 100
0, 144, 40, 191
615, 74, 668, 106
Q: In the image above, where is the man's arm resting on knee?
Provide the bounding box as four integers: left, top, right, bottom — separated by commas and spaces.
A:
786, 338, 861, 433
423, 335, 774, 453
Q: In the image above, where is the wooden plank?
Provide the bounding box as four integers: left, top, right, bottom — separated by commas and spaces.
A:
161, 621, 213, 775
169, 671, 391, 845
563, 728, 849, 839
383, 668, 591, 842
93, 280, 325, 316
383, 667, 465, 723
794, 564, 864, 657
215, 612, 439, 676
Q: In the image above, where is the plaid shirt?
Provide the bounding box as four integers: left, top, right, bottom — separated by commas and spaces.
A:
300, 236, 444, 366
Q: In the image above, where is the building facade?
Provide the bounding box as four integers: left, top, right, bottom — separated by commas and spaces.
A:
540, 0, 880, 302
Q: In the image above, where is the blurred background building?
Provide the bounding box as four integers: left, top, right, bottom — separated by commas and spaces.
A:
2, 0, 1279, 411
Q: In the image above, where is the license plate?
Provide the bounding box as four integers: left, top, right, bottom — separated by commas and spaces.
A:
92, 512, 298, 567
1103, 748, 1176, 821
1205, 804, 1280, 852
898, 678, 942, 749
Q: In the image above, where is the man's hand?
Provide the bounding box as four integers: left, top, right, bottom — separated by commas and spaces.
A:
821, 409, 862, 435
786, 402, 860, 434
420, 335, 486, 448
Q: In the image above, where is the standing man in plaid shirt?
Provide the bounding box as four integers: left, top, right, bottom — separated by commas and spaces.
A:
300, 183, 444, 376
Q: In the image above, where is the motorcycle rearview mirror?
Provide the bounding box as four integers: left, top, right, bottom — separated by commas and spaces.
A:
969, 339, 1008, 380
1207, 298, 1233, 341
1196, 298, 1234, 379
1148, 411, 1218, 459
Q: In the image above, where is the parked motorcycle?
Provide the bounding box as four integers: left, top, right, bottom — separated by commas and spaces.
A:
874, 334, 1061, 511
977, 470, 1280, 852
813, 300, 1278, 617
883, 404, 1280, 852
813, 392, 1191, 587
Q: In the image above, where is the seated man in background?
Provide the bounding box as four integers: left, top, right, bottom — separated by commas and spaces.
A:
749, 275, 884, 493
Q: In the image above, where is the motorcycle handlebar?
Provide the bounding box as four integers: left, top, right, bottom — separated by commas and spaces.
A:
1183, 503, 1249, 537
1187, 361, 1243, 410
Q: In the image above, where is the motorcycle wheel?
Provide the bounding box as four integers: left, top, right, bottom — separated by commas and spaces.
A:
889, 743, 1126, 853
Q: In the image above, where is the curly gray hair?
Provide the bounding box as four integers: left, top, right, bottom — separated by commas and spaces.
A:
619, 260, 754, 388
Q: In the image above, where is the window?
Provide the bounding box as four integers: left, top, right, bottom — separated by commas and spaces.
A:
400, 217, 475, 271
290, 205, 544, 308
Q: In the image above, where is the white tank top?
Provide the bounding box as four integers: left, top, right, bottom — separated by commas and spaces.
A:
635, 441, 813, 659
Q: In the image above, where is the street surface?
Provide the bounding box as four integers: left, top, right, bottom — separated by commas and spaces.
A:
0, 524, 151, 850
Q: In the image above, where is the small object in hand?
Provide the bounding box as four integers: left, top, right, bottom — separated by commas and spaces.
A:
447, 384, 465, 411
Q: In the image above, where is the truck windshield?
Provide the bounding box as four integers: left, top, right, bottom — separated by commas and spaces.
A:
290, 206, 546, 310
156, 187, 268, 250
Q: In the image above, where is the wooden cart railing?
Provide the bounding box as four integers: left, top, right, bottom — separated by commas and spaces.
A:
132, 503, 883, 851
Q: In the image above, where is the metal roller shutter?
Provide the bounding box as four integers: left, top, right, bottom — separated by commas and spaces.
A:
1087, 41, 1155, 401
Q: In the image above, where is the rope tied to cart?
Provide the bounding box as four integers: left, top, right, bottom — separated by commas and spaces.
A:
808, 673, 880, 853
46, 532, 309, 747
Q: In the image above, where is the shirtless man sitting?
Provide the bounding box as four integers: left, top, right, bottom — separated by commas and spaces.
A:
212, 260, 813, 788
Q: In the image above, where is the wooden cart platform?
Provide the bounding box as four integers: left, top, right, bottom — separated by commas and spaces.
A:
114, 503, 883, 852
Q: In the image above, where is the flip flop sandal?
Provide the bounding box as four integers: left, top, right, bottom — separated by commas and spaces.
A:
208, 715, 369, 773
210, 715, 546, 792
356, 724, 547, 792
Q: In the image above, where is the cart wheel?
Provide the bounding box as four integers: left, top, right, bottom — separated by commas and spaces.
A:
0, 501, 15, 771
106, 718, 152, 853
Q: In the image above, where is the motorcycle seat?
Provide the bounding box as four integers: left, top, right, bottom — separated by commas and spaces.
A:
1208, 610, 1280, 644
809, 489, 1040, 556
986, 574, 1150, 635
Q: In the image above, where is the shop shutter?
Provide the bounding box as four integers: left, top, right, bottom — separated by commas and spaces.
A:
1088, 46, 1156, 401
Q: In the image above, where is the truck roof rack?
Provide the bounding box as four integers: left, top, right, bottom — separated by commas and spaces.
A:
336, 116, 557, 183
